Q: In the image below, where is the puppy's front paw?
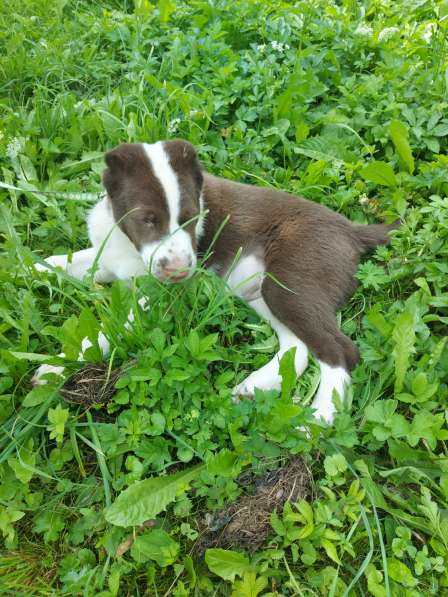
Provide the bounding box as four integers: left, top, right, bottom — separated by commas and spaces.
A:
35, 255, 69, 273
32, 363, 65, 386
232, 378, 255, 401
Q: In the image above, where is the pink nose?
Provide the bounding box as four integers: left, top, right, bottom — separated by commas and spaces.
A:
160, 259, 191, 280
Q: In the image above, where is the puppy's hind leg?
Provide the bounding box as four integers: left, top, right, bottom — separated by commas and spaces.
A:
232, 297, 309, 397
261, 278, 358, 424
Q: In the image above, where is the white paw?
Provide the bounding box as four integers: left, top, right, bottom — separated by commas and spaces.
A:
309, 398, 337, 425
310, 364, 351, 425
35, 255, 68, 273
232, 365, 281, 401
32, 363, 65, 385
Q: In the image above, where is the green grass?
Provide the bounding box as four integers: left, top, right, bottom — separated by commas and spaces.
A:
1, 0, 448, 595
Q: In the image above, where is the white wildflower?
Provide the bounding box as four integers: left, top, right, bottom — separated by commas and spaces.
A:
354, 24, 373, 38
271, 40, 290, 52
257, 43, 266, 52
291, 14, 304, 29
359, 194, 370, 206
378, 27, 399, 42
39, 38, 48, 48
421, 22, 436, 43
6, 137, 22, 160
167, 117, 181, 134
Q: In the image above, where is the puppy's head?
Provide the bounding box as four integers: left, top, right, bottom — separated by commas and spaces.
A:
103, 139, 204, 282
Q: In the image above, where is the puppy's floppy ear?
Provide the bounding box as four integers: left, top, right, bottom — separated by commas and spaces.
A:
103, 143, 141, 197
104, 144, 134, 172
164, 139, 203, 187
104, 149, 122, 171
180, 139, 197, 161
164, 139, 199, 165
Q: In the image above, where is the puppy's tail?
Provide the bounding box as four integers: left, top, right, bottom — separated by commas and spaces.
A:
354, 221, 399, 253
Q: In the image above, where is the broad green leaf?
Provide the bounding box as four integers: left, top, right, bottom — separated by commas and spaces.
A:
270, 510, 286, 536
47, 404, 69, 446
105, 464, 204, 526
387, 558, 417, 587
429, 337, 447, 371
301, 540, 317, 565
324, 453, 348, 477
134, 0, 153, 15
279, 347, 297, 399
0, 507, 25, 546
18, 154, 38, 181
158, 0, 176, 22
360, 161, 397, 187
408, 411, 444, 450
78, 308, 101, 360
149, 328, 166, 353
366, 565, 386, 597
432, 123, 448, 136
296, 500, 314, 525
390, 120, 414, 174
22, 385, 52, 407
396, 392, 418, 404
205, 548, 251, 582
231, 571, 268, 597
321, 539, 341, 564
60, 315, 83, 360
8, 439, 36, 484
411, 372, 438, 401
392, 310, 416, 392
130, 529, 179, 566
294, 139, 345, 166
207, 449, 241, 477
184, 555, 196, 587
366, 304, 392, 337
365, 399, 398, 424
186, 329, 200, 358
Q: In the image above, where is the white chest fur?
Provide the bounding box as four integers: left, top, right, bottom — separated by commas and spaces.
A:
226, 253, 265, 301
87, 197, 146, 281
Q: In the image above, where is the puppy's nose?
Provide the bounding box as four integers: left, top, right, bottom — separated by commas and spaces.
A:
160, 258, 192, 280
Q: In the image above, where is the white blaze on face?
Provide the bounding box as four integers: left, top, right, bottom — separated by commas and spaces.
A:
140, 141, 197, 278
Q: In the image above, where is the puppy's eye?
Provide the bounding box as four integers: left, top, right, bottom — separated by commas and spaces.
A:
144, 214, 157, 226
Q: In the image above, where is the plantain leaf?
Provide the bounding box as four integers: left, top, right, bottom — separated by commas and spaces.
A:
131, 529, 179, 566
392, 310, 416, 393
105, 463, 204, 527
390, 120, 414, 174
205, 548, 251, 582
279, 347, 297, 400
360, 161, 397, 187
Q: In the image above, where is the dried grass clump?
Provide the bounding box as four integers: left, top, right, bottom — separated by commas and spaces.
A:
196, 458, 312, 553
59, 363, 121, 406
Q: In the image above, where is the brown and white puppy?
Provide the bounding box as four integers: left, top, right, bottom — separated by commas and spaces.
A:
35, 139, 395, 423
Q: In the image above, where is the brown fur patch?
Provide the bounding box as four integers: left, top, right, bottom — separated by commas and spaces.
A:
197, 174, 394, 370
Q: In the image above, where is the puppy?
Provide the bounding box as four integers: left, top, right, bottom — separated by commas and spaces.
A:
35, 139, 395, 422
